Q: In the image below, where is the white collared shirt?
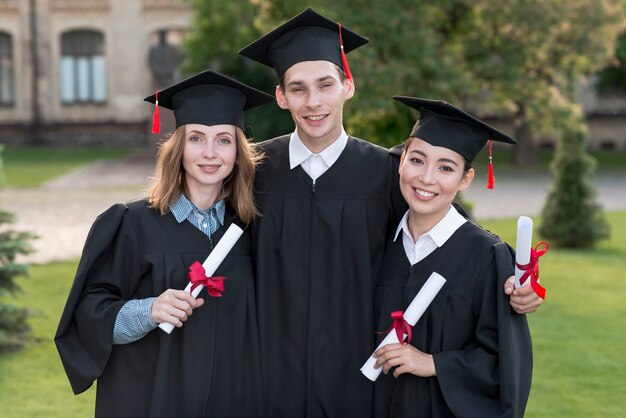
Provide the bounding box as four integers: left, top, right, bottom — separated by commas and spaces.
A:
288, 128, 349, 183
394, 205, 467, 265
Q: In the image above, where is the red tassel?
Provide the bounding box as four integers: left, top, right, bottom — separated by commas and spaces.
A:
338, 22, 353, 81
151, 91, 161, 134
486, 139, 495, 189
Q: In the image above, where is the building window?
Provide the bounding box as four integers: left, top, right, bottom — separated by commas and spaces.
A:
0, 32, 14, 106
60, 30, 106, 104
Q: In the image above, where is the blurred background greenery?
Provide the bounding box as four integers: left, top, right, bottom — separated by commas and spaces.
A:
184, 0, 626, 159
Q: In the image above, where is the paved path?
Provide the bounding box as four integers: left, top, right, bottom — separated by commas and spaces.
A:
464, 172, 626, 220
1, 152, 624, 265
1, 152, 154, 265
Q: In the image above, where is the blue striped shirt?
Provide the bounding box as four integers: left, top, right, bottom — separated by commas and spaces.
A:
112, 196, 225, 344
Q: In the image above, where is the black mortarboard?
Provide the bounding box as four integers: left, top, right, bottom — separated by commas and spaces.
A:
394, 96, 517, 189
144, 69, 274, 132
394, 96, 517, 162
238, 8, 369, 79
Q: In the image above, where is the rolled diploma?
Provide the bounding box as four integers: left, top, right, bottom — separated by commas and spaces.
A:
159, 223, 244, 334
514, 216, 533, 288
360, 271, 446, 381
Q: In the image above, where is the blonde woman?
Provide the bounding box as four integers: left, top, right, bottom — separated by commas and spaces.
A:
55, 70, 273, 417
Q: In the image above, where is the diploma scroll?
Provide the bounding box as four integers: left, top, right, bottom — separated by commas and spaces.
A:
159, 224, 244, 334
360, 272, 446, 381
514, 216, 533, 289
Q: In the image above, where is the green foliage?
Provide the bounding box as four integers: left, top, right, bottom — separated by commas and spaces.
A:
596, 31, 626, 93
0, 305, 30, 353
182, 0, 293, 141
348, 106, 414, 147
451, 0, 626, 164
0, 146, 36, 352
539, 108, 610, 247
184, 0, 626, 157
0, 261, 96, 416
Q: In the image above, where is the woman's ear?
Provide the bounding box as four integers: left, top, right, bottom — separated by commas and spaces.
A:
459, 168, 475, 191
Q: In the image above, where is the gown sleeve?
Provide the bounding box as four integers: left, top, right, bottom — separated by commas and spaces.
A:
54, 203, 142, 395
494, 241, 533, 417
433, 241, 532, 418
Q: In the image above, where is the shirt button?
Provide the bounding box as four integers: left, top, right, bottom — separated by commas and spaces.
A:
202, 223, 208, 228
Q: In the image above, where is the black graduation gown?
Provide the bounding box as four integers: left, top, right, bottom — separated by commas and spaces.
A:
374, 221, 532, 418
54, 200, 262, 418
252, 135, 401, 417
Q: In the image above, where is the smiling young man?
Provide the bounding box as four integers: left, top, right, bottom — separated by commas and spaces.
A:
239, 9, 400, 417
239, 8, 541, 417
276, 60, 353, 153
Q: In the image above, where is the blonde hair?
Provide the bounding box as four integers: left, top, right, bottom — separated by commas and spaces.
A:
148, 125, 262, 226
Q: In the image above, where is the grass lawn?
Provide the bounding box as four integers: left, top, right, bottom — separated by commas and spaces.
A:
0, 212, 624, 417
482, 211, 626, 417
0, 261, 95, 417
1, 146, 134, 188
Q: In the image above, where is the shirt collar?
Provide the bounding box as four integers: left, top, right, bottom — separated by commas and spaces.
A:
289, 127, 348, 170
169, 194, 194, 223
394, 205, 467, 247
169, 194, 226, 225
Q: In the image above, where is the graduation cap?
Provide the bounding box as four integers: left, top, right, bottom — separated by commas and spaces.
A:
393, 96, 517, 189
144, 69, 274, 133
238, 8, 369, 80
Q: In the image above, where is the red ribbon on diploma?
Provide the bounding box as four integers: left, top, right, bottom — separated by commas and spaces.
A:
515, 242, 549, 299
188, 261, 225, 297
378, 310, 413, 345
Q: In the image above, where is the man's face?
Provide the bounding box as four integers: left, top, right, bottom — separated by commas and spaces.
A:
276, 60, 354, 152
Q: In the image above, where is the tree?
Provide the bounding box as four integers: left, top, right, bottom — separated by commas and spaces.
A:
0, 146, 35, 352
185, 1, 626, 151
539, 106, 610, 247
182, 0, 474, 145
453, 0, 626, 165
596, 31, 626, 94
307, 0, 482, 147
182, 0, 293, 141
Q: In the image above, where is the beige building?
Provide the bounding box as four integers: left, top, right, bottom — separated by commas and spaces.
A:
0, 0, 192, 146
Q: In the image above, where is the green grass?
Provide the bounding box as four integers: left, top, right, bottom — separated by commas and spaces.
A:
0, 261, 95, 417
482, 211, 626, 417
1, 146, 134, 188
0, 212, 625, 417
